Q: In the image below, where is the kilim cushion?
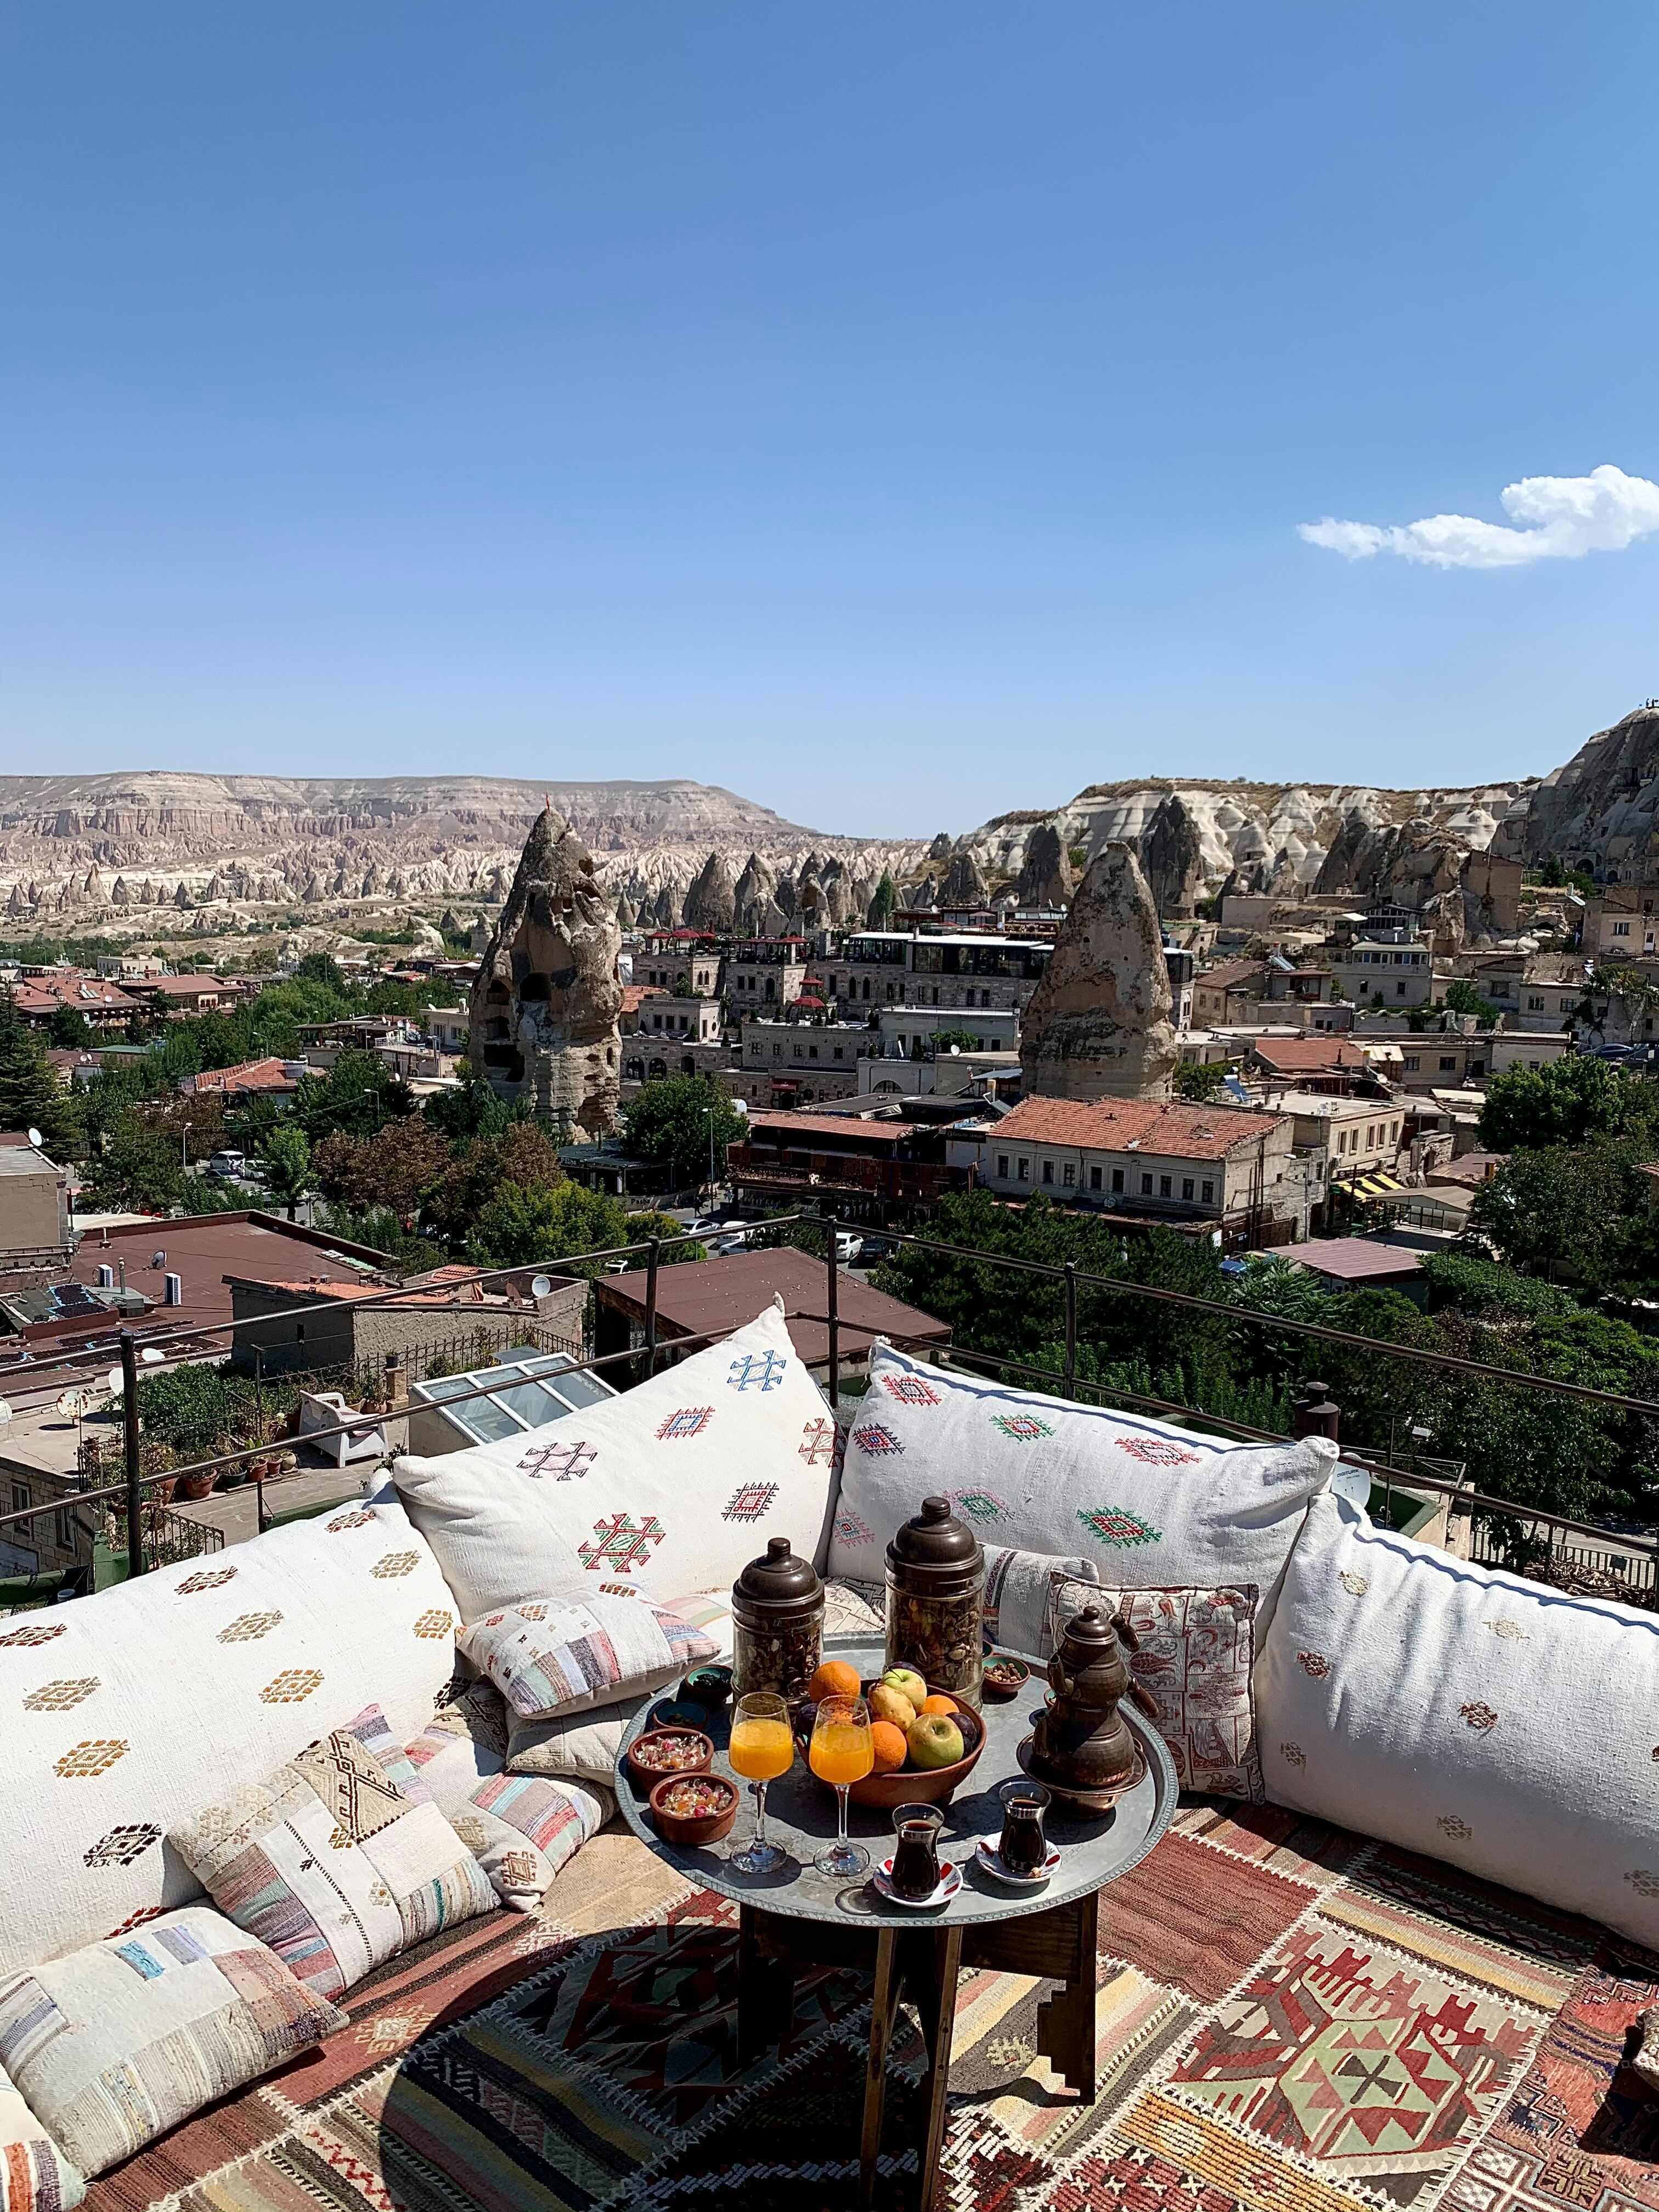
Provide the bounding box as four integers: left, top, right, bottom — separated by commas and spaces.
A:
167, 1727, 495, 2000
458, 1593, 718, 1722
345, 1695, 607, 1913
828, 1340, 1335, 1622
391, 1301, 839, 1618
0, 1905, 342, 2179
0, 1489, 456, 1980
0, 2059, 83, 2210
1260, 1491, 1659, 1943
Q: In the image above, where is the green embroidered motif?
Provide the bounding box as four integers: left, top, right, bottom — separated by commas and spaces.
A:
1076, 1505, 1161, 1548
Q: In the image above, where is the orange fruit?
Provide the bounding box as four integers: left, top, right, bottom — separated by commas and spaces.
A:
869, 1720, 908, 1773
919, 1693, 958, 1716
809, 1659, 862, 1705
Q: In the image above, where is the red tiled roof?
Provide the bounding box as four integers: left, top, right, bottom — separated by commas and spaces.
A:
1249, 1036, 1366, 1073
991, 1094, 1282, 1160
182, 1057, 297, 1094
620, 984, 665, 1014
13, 975, 139, 1015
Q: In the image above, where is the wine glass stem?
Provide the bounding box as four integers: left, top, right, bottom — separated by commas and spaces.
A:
752, 1781, 768, 1849
836, 1785, 850, 1848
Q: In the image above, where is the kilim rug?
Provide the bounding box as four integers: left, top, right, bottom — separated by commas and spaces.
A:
81, 1802, 1659, 2212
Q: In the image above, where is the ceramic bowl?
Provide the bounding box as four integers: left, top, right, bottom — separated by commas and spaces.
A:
624, 1726, 714, 1792
648, 1771, 738, 1846
980, 1654, 1032, 1701
681, 1665, 734, 1711
795, 1687, 986, 1809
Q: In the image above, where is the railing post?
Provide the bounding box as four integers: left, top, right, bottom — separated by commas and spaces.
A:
120, 1330, 144, 1576
1063, 1261, 1078, 1398
1293, 1379, 1341, 1443
825, 1213, 840, 1409
644, 1238, 661, 1379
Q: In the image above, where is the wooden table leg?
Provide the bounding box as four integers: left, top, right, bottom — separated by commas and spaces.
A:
859, 1927, 900, 2210
1034, 1886, 1097, 2102
913, 1926, 964, 2212
738, 1904, 796, 2067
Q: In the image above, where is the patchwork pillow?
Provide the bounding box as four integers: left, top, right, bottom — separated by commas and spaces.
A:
983, 1542, 1099, 1656
507, 1700, 646, 1791
0, 1906, 343, 2180
391, 1302, 839, 1618
830, 1341, 1335, 1626
168, 1726, 495, 1999
347, 1693, 607, 1912
459, 1595, 718, 1722
1259, 1492, 1659, 1943
0, 1487, 456, 1980
0, 2060, 84, 2210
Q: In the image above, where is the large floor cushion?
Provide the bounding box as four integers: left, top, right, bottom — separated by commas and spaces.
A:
0, 2059, 84, 2210
1259, 1492, 1659, 1945
0, 1490, 457, 1979
829, 1342, 1336, 1619
0, 1906, 343, 2179
392, 1301, 840, 1618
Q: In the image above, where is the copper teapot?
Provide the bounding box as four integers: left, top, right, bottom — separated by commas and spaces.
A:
1029, 1604, 1147, 1793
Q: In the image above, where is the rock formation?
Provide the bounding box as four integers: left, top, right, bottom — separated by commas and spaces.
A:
732, 851, 776, 934
469, 804, 624, 1136
1019, 845, 1178, 1103
1514, 703, 1659, 876
682, 850, 738, 933
1138, 794, 1206, 918
940, 848, 989, 907
1017, 823, 1075, 909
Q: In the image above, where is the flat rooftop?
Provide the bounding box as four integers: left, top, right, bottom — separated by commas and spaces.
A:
594, 1246, 950, 1365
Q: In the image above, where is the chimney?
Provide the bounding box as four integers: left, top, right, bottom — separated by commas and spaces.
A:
95, 1263, 114, 1289
117, 1260, 126, 1293
163, 1273, 182, 1306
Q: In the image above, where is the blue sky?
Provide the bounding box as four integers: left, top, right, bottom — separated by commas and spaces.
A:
2, 5, 1655, 836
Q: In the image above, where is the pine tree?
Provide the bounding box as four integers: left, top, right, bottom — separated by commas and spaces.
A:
0, 989, 84, 1156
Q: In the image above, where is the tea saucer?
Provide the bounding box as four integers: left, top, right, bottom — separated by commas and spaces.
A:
975, 1837, 1062, 1887
872, 1857, 963, 1910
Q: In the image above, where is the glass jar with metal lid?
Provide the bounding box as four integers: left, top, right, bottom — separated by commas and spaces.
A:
884, 1495, 985, 1706
731, 1536, 825, 1707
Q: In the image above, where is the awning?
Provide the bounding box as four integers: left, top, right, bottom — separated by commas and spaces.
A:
1350, 1171, 1405, 1199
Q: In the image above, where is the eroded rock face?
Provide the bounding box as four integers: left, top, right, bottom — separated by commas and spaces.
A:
1019, 845, 1177, 1102
683, 850, 738, 933
1519, 705, 1659, 876
1017, 823, 1075, 909
940, 848, 990, 907
1139, 793, 1205, 918
470, 805, 623, 1136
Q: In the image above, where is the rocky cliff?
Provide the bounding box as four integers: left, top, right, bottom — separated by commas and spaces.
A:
1509, 705, 1659, 877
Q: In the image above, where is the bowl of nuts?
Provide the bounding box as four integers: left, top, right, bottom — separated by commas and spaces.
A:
649, 1771, 739, 1846
624, 1726, 714, 1791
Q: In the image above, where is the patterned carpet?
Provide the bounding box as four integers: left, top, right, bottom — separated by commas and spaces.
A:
80, 1804, 1659, 2212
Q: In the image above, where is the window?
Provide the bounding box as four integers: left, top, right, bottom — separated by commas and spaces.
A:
997, 1154, 1009, 1179
1017, 1157, 1030, 1181
55, 1507, 73, 1551
1042, 1160, 1054, 1184
9, 1483, 28, 1536
1181, 1177, 1194, 1201
1396, 981, 1407, 997
1390, 1121, 1399, 1142
1439, 1055, 1456, 1071
1111, 1167, 1125, 1193
1063, 1163, 1075, 1188
1404, 1054, 1419, 1071
832, 1046, 843, 1062
1141, 1172, 1153, 1195
1090, 1164, 1102, 1190
1471, 1058, 1486, 1075
1158, 1174, 1172, 1198
1201, 1178, 1214, 1203
1614, 921, 1631, 936
1527, 996, 1545, 1012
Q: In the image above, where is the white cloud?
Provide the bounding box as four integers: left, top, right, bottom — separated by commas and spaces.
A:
1298, 464, 1659, 571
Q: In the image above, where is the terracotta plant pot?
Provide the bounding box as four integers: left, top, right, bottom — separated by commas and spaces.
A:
177, 1471, 215, 1503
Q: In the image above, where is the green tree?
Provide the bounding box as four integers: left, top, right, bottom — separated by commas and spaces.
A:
1478, 1056, 1659, 1153
423, 1063, 513, 1143
46, 1003, 92, 1049
1171, 1060, 1228, 1103
318, 1203, 444, 1274
291, 1051, 414, 1144
465, 1180, 629, 1272
1468, 1140, 1639, 1285
293, 952, 346, 992
259, 1124, 312, 1219
1440, 980, 1500, 1026
622, 1076, 747, 1188
82, 1109, 185, 1211
0, 989, 84, 1155
419, 1121, 567, 1249
312, 1118, 452, 1220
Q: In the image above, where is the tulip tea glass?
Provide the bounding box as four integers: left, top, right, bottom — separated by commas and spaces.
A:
727, 1691, 794, 1876
809, 1692, 874, 1878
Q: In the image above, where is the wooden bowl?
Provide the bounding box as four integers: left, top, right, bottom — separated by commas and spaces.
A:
649, 1771, 738, 1846
795, 1689, 986, 1809
624, 1726, 713, 1792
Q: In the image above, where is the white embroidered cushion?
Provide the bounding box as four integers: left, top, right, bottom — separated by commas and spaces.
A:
0, 2059, 84, 2209
459, 1596, 718, 1722
0, 1906, 343, 2179
828, 1342, 1335, 1623
392, 1302, 840, 1619
1259, 1493, 1659, 1943
0, 1491, 458, 1979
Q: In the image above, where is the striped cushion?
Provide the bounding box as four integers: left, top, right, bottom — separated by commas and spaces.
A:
458, 1595, 718, 1722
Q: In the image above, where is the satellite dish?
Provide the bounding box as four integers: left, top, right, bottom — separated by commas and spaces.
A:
55, 1389, 88, 1421
26, 1127, 41, 1148
950, 1044, 960, 1056
733, 1097, 749, 1116
140, 1347, 165, 1365
106, 1367, 124, 1396
530, 1275, 552, 1300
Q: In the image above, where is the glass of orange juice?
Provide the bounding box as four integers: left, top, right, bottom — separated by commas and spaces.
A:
728, 1692, 794, 1875
809, 1694, 874, 1878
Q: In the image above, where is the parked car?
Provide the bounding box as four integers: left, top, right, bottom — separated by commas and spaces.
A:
833, 1230, 864, 1265
205, 1150, 249, 1182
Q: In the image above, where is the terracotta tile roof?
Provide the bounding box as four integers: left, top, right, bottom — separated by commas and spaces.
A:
1196, 961, 1267, 991
744, 1111, 908, 1146
991, 1094, 1282, 1160
1248, 1036, 1367, 1073
13, 974, 139, 1015
620, 984, 665, 1014
182, 1057, 298, 1094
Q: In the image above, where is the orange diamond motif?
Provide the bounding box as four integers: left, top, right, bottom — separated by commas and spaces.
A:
0, 1622, 65, 1646
371, 1551, 421, 1578
54, 1739, 129, 1778
22, 1677, 99, 1711
177, 1567, 238, 1595
260, 1668, 324, 1705
413, 1609, 453, 1640
218, 1612, 283, 1643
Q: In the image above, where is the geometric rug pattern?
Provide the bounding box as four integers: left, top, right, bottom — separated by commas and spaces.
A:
79, 1801, 1659, 2212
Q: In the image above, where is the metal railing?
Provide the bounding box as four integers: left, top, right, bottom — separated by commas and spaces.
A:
2, 1207, 1657, 1589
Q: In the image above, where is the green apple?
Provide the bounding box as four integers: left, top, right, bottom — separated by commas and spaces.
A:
906, 1713, 964, 1769
882, 1667, 928, 1707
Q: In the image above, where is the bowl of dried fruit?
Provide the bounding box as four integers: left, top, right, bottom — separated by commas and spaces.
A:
625, 1726, 714, 1791
649, 1771, 739, 1846
981, 1654, 1032, 1701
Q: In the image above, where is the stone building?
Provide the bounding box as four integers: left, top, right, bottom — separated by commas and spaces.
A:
469, 805, 624, 1134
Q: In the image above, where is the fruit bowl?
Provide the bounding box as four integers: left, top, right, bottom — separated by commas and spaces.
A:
625, 1726, 714, 1791
794, 1683, 986, 1808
